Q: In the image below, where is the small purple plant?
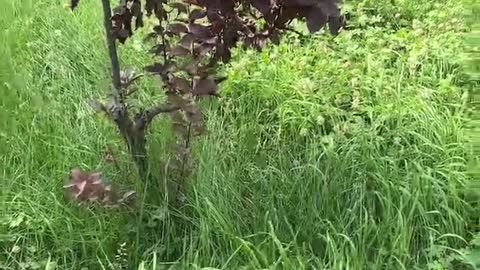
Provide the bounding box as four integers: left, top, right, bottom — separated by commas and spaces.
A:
63, 168, 135, 208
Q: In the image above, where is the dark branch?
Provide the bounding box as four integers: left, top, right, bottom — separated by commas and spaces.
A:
124, 73, 145, 89
147, 105, 180, 121
101, 0, 122, 90
131, 104, 180, 132
282, 26, 306, 38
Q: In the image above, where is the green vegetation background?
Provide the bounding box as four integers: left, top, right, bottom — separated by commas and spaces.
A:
0, 0, 478, 269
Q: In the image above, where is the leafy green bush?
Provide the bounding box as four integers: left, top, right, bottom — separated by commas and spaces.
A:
223, 0, 467, 139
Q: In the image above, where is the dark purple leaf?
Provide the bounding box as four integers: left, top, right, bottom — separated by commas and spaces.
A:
149, 44, 167, 55
195, 43, 214, 56
116, 29, 131, 43
145, 62, 174, 75
71, 0, 80, 10
202, 36, 219, 45
153, 25, 164, 34
283, 0, 317, 6
130, 0, 143, 29
304, 7, 328, 33
169, 45, 191, 56
206, 9, 223, 22
144, 32, 157, 42
131, 0, 142, 17
250, 0, 271, 16
215, 76, 227, 84
328, 15, 345, 35
269, 29, 281, 45
170, 2, 188, 14
135, 13, 144, 29
146, 0, 164, 17
275, 7, 299, 25
182, 59, 206, 76
318, 1, 341, 16
254, 35, 269, 51
167, 23, 188, 34
112, 5, 127, 19
189, 9, 207, 21
216, 43, 232, 62
179, 33, 197, 48
188, 23, 212, 38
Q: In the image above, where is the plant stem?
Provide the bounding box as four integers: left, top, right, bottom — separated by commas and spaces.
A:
100, 0, 121, 90
100, 0, 148, 180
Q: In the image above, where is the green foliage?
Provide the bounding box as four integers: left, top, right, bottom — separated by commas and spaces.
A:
0, 0, 477, 269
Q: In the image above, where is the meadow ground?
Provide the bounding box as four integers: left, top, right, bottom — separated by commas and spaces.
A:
1, 0, 479, 269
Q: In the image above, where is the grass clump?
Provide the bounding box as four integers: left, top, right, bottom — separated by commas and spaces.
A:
0, 0, 477, 269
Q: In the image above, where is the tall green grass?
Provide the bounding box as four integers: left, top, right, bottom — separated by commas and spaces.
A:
0, 0, 476, 269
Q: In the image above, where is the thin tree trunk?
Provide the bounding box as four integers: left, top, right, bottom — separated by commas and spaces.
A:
100, 0, 121, 89
97, 0, 178, 182
99, 0, 148, 180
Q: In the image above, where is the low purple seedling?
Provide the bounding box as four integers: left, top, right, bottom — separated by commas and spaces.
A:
63, 168, 135, 208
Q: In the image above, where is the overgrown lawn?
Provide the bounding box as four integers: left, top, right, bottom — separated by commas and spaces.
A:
0, 0, 478, 269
